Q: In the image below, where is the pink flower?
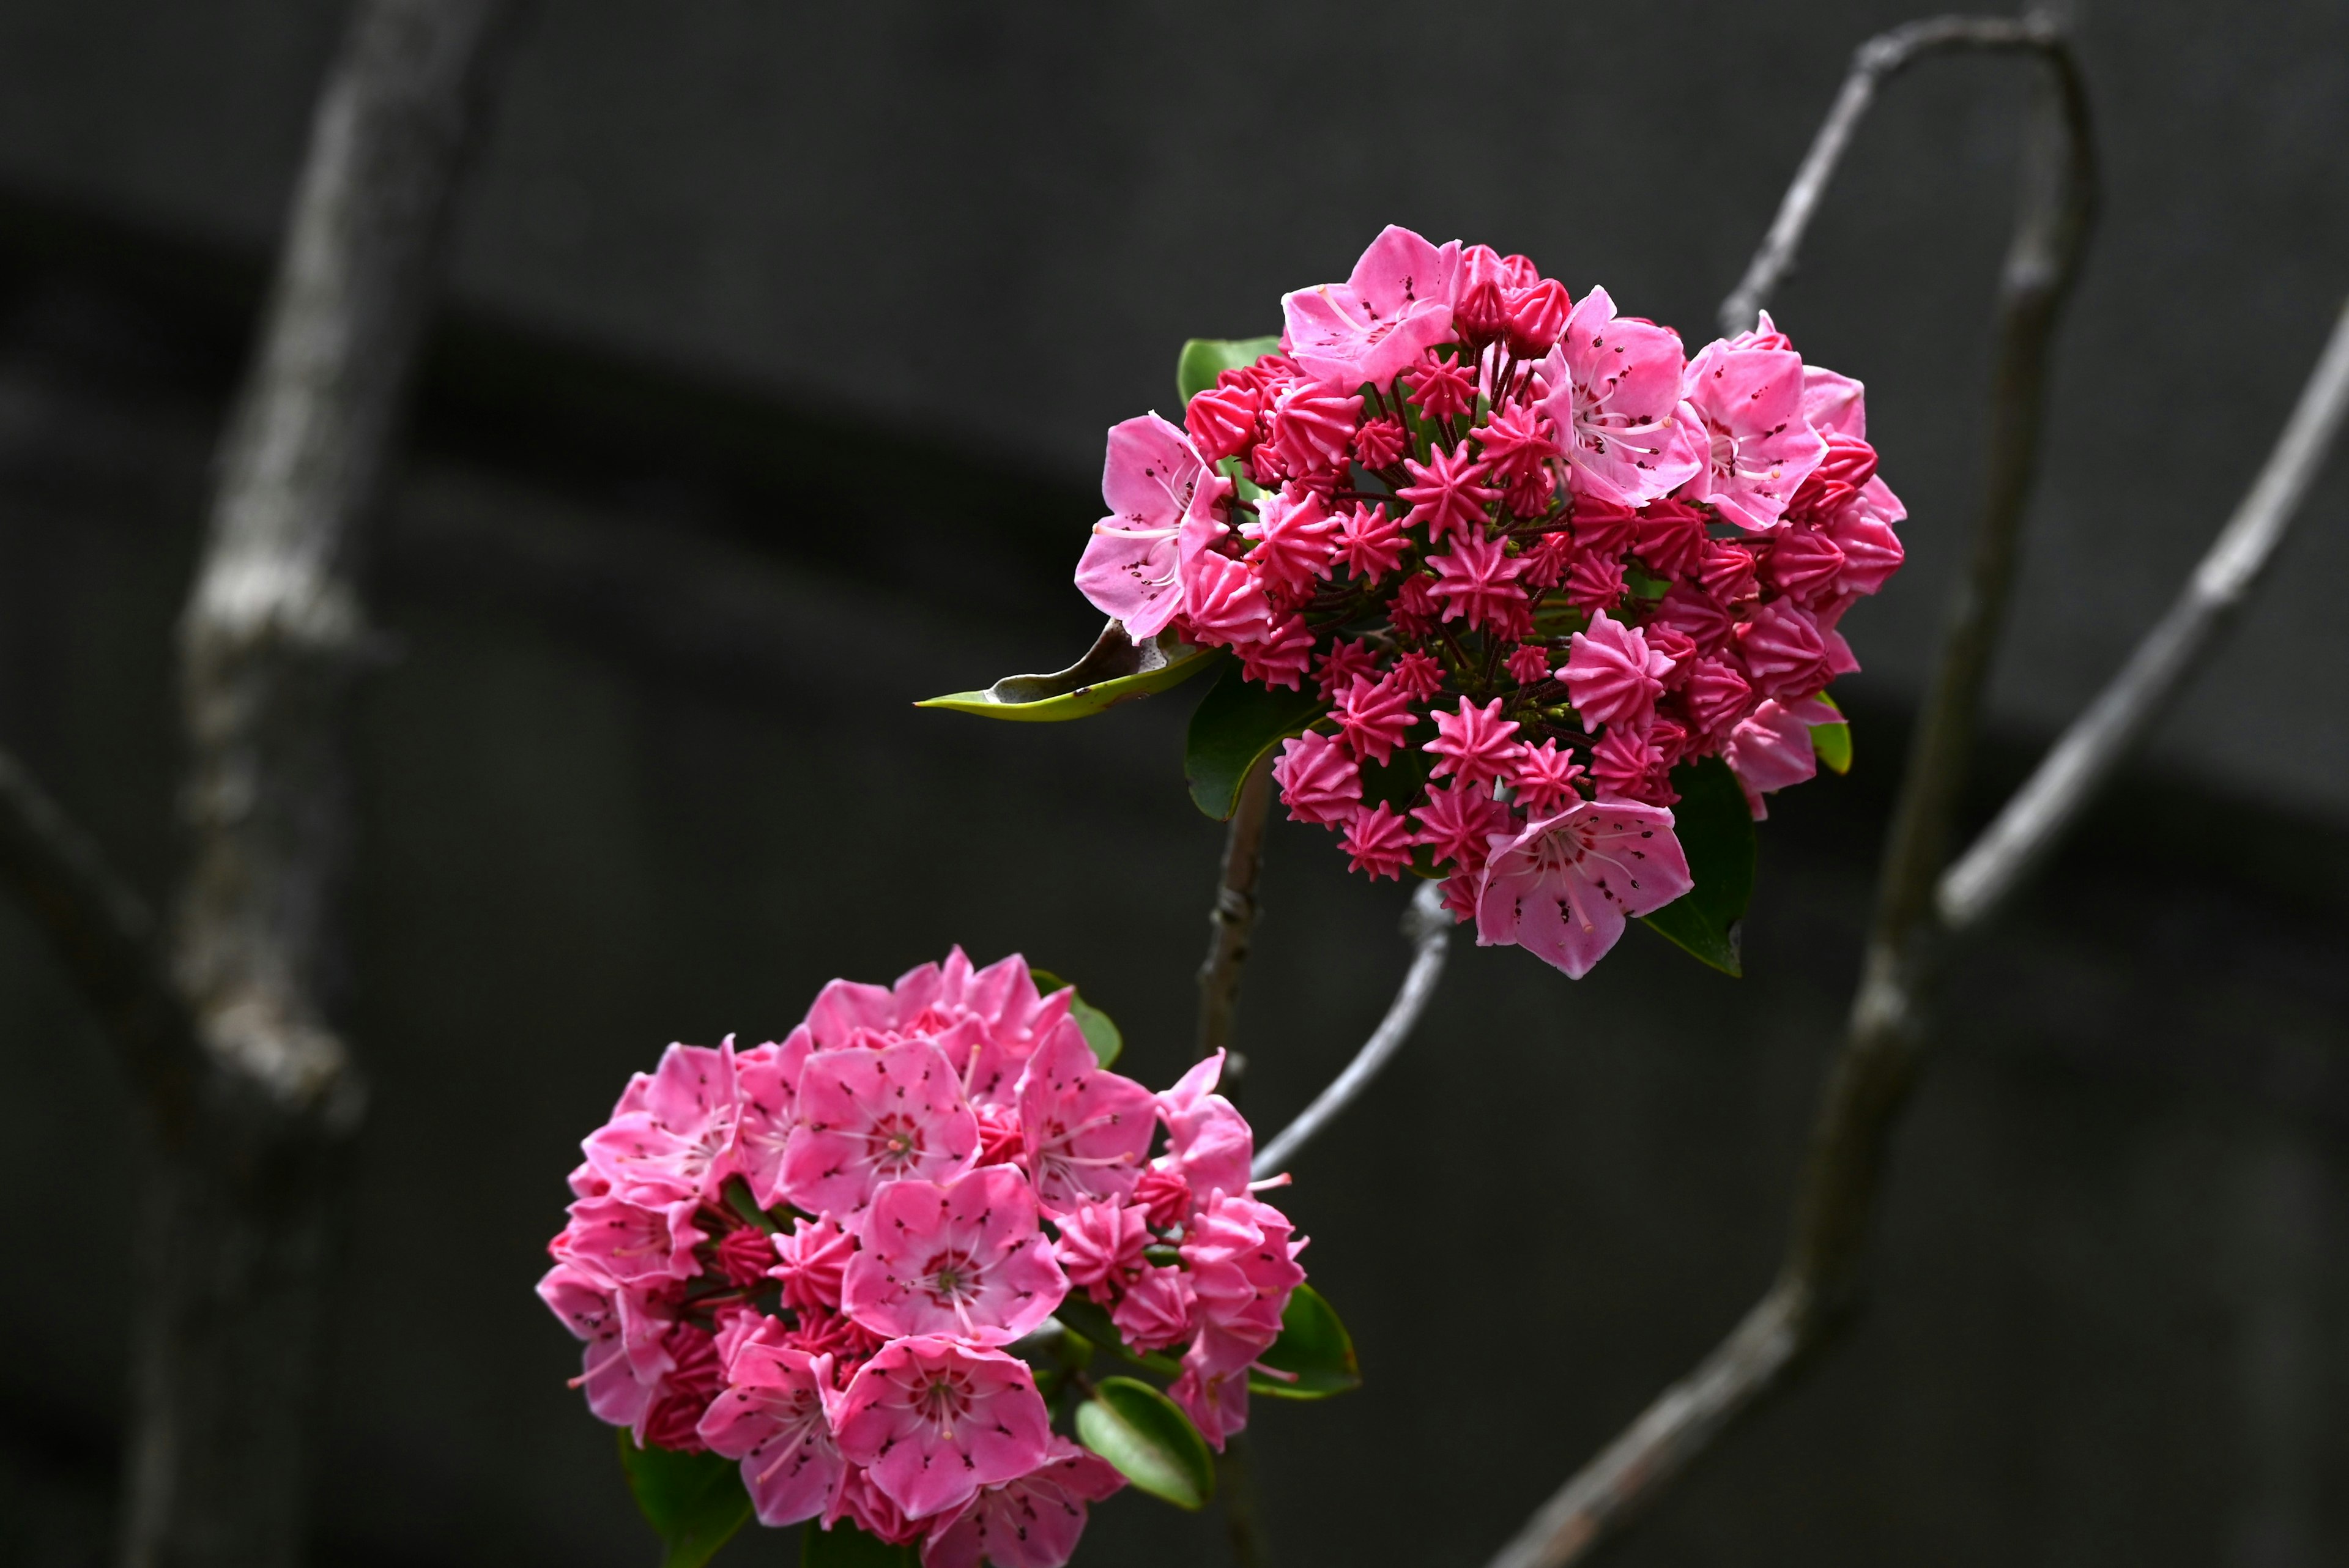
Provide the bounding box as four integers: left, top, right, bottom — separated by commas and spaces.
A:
1723, 699, 1819, 819
1512, 738, 1586, 817
1157, 1051, 1254, 1206
921, 1438, 1125, 1568
539, 1263, 667, 1429
697, 1343, 844, 1526
1506, 644, 1556, 685
1015, 1020, 1157, 1214
735, 1032, 811, 1208
1564, 611, 1670, 732
834, 1337, 1053, 1522
1353, 417, 1408, 471
1243, 488, 1338, 599
1679, 329, 1828, 532
1111, 1265, 1197, 1355
773, 1214, 857, 1315
1184, 381, 1258, 464
1181, 1192, 1306, 1353
1474, 799, 1694, 978
1053, 1199, 1148, 1304
1537, 286, 1701, 507
1128, 1165, 1193, 1232
1335, 500, 1406, 582
1341, 801, 1415, 880
1271, 732, 1361, 827
553, 1194, 705, 1287
1424, 696, 1521, 789
1472, 402, 1559, 488
1313, 636, 1379, 699
779, 1040, 979, 1216
1169, 1342, 1254, 1453
801, 948, 1072, 1110
841, 1165, 1067, 1346
1427, 529, 1529, 633
1411, 779, 1508, 872
1632, 497, 1708, 577
1682, 656, 1754, 737
1734, 600, 1830, 700
1332, 673, 1420, 765
1572, 495, 1641, 555
1504, 277, 1572, 356
1237, 613, 1316, 691
1650, 581, 1732, 652
1562, 549, 1627, 613
828, 1466, 921, 1547
1395, 443, 1501, 543
1589, 725, 1664, 803
1405, 351, 1477, 423
1074, 413, 1230, 638
1267, 383, 1362, 476
1761, 523, 1846, 602
1390, 650, 1445, 701
1181, 550, 1273, 647
582, 1041, 740, 1206
1280, 225, 1462, 390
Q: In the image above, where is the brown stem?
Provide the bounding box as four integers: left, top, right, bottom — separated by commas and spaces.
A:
1194, 753, 1275, 1076
1485, 17, 2096, 1568
122, 4, 529, 1566
1217, 1432, 1277, 1568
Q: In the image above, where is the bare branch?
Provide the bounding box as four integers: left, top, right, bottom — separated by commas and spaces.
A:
123, 5, 530, 1567
1252, 880, 1451, 1179
1718, 11, 2071, 338
0, 746, 201, 1138
1487, 19, 2096, 1566
1196, 754, 1275, 1072
1938, 299, 2349, 930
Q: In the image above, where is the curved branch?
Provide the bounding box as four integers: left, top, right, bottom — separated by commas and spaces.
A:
1718, 10, 2073, 338
1195, 754, 1275, 1072
1938, 298, 2349, 931
1486, 19, 2097, 1567
1252, 880, 1451, 1179
0, 746, 201, 1139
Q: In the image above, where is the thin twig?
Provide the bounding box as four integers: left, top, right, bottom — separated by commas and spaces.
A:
1486, 20, 2096, 1567
1718, 11, 2069, 338
1196, 754, 1276, 1072
0, 746, 203, 1140
1252, 880, 1451, 1178
122, 5, 529, 1567
1938, 299, 2349, 930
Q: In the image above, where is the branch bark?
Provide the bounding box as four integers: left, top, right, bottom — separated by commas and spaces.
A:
1252, 880, 1451, 1179
1196, 754, 1275, 1074
120, 4, 527, 1566
1486, 18, 2096, 1567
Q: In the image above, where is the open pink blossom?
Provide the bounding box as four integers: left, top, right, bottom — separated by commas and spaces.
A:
1680, 327, 1828, 532
552, 1194, 705, 1287
842, 1165, 1067, 1345
800, 948, 1073, 1110
1475, 799, 1694, 978
582, 1041, 740, 1206
1075, 413, 1231, 637
1723, 699, 1819, 819
735, 1031, 811, 1208
1280, 225, 1461, 390
1182, 1191, 1306, 1353
779, 1040, 979, 1216
538, 1264, 667, 1428
1170, 1340, 1254, 1453
834, 1337, 1053, 1522
1157, 1051, 1253, 1205
1537, 286, 1701, 507
697, 1343, 844, 1526
1564, 611, 1671, 732
921, 1438, 1125, 1568
1014, 1021, 1156, 1215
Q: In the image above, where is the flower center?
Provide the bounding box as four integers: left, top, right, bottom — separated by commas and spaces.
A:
921, 1247, 983, 1308
912, 1368, 976, 1436
870, 1113, 925, 1173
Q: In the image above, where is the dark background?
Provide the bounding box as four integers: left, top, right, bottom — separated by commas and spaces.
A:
2, 2, 2347, 1566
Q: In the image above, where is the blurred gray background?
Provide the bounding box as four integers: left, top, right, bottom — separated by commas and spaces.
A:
0, 1, 2345, 1565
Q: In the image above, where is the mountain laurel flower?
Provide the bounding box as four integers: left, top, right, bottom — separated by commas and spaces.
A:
834, 1337, 1053, 1522
1332, 673, 1421, 766
1427, 529, 1529, 633
696, 1343, 845, 1526
1280, 224, 1462, 390
780, 1039, 980, 1217
1679, 316, 1828, 532
1396, 444, 1503, 543
1475, 800, 1694, 978
1564, 611, 1669, 732
1074, 414, 1230, 639
841, 1166, 1067, 1346
1341, 801, 1416, 880
1270, 731, 1362, 827
1052, 1200, 1149, 1304
920, 1439, 1126, 1568
1423, 696, 1523, 789
1334, 500, 1407, 582
1406, 350, 1478, 423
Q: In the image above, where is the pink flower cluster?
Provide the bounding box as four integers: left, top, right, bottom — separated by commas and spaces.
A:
1075, 226, 1906, 978
538, 949, 1305, 1566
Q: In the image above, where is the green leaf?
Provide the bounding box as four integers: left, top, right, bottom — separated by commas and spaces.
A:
1808, 692, 1852, 775
1177, 335, 1282, 406
617, 1432, 753, 1568
1637, 755, 1757, 978
1052, 1298, 1180, 1376
802, 1522, 916, 1567
1248, 1284, 1360, 1400
1075, 1377, 1216, 1510
1026, 970, 1123, 1068
1184, 660, 1329, 819
917, 621, 1222, 722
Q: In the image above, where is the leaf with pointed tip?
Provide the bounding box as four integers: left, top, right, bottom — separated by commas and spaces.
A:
1177, 336, 1282, 406
1247, 1284, 1360, 1400
918, 621, 1222, 722
1809, 691, 1852, 775
1638, 756, 1756, 978
617, 1432, 752, 1568
1075, 1377, 1215, 1510
1184, 661, 1329, 820
1027, 970, 1123, 1068
801, 1520, 916, 1567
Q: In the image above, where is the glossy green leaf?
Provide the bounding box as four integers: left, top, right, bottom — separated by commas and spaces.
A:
1248, 1284, 1360, 1400
1637, 755, 1757, 978
918, 621, 1222, 722
1177, 335, 1282, 406
1184, 660, 1329, 819
1026, 970, 1123, 1068
1075, 1377, 1216, 1510
617, 1432, 753, 1568
1809, 691, 1852, 775
802, 1521, 916, 1567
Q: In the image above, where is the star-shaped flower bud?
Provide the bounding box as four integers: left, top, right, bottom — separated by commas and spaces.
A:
1335, 501, 1406, 582
1395, 443, 1502, 543
1405, 350, 1477, 423
1271, 731, 1361, 828
1564, 611, 1670, 732
1427, 530, 1530, 633
1423, 696, 1522, 790
1341, 801, 1415, 881
1332, 673, 1420, 766
1512, 738, 1587, 817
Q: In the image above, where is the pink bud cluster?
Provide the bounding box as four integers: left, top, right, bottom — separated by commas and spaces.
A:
538, 949, 1305, 1566
1075, 226, 1906, 978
